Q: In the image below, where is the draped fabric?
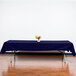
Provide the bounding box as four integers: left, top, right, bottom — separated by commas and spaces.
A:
1, 40, 75, 56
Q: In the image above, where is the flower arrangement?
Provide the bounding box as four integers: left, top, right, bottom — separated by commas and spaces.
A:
35, 36, 41, 42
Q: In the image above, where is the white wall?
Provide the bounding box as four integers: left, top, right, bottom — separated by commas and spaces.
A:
0, 0, 76, 51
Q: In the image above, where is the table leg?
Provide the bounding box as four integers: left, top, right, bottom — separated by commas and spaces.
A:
57, 50, 66, 63
14, 51, 16, 62
10, 56, 12, 63
63, 52, 67, 64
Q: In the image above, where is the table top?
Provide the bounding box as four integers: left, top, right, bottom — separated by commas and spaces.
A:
5, 40, 72, 44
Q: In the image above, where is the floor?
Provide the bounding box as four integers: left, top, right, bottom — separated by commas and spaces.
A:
0, 54, 76, 76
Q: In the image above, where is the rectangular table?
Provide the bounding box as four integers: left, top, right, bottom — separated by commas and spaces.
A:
1, 40, 75, 56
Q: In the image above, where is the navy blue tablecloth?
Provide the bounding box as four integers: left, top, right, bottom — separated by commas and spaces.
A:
1, 40, 75, 56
